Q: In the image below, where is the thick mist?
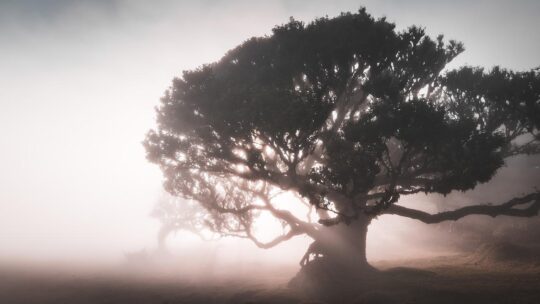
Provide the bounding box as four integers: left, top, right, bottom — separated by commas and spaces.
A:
1, 1, 540, 290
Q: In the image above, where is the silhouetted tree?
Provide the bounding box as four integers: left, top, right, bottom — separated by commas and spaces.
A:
152, 193, 218, 251
144, 9, 540, 279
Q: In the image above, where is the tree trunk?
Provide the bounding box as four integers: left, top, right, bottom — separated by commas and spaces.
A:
315, 215, 372, 270
290, 214, 374, 289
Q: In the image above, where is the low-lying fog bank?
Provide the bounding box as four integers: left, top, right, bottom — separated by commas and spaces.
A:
2, 246, 540, 304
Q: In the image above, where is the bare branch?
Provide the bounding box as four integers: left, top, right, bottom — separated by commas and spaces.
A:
245, 228, 303, 249
384, 192, 540, 223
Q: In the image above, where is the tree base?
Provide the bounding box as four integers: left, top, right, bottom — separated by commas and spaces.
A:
288, 257, 377, 297
288, 258, 440, 303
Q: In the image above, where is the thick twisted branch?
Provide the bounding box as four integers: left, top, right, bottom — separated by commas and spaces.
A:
384, 192, 540, 223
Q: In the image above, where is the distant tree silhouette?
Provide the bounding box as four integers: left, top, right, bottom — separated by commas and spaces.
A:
152, 193, 217, 251
144, 8, 540, 280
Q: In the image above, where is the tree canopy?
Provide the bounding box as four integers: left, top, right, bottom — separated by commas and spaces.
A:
144, 9, 540, 256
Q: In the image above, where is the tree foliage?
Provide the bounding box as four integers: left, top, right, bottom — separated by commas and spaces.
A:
144, 9, 540, 252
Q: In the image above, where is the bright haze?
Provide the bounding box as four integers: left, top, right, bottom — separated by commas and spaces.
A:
1, 0, 539, 268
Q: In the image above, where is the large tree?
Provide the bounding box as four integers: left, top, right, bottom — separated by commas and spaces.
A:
144, 9, 540, 279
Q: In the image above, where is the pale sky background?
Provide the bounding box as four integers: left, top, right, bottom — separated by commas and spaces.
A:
0, 0, 539, 263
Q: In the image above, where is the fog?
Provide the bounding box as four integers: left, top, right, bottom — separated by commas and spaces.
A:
1, 0, 539, 284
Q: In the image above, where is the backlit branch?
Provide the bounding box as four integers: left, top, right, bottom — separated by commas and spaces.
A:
244, 226, 303, 249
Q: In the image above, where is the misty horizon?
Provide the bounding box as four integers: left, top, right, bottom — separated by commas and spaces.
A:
1, 2, 540, 303
2, 0, 539, 264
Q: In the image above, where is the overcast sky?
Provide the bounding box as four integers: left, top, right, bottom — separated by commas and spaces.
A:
1, 0, 539, 262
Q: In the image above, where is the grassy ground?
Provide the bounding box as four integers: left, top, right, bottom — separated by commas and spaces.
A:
1, 252, 540, 304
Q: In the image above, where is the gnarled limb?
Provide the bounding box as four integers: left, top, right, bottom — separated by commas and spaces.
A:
245, 227, 304, 249
173, 174, 321, 249
384, 192, 540, 224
